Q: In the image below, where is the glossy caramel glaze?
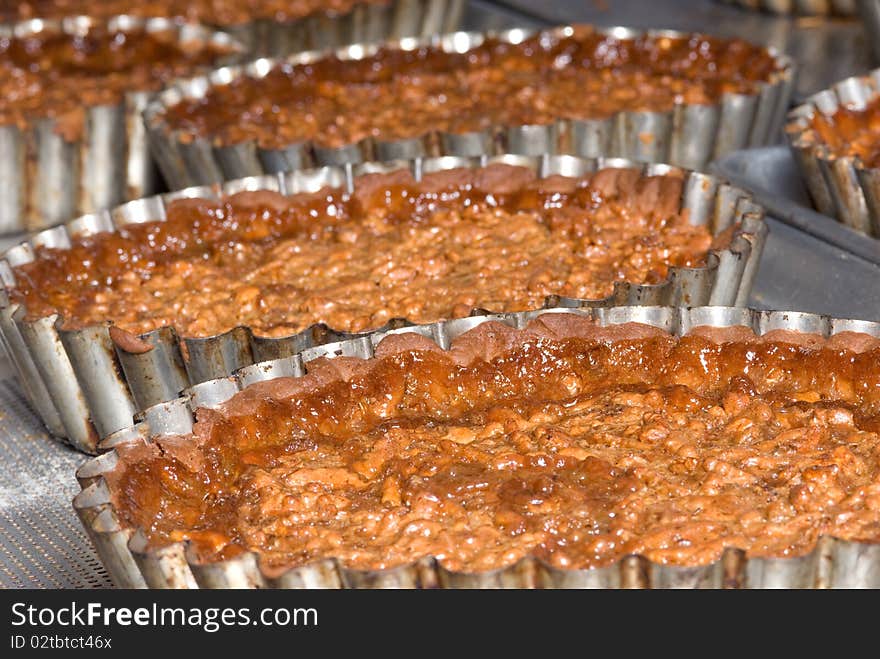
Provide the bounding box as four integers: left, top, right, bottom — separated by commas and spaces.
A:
3, 1, 388, 25
161, 27, 782, 150
108, 315, 880, 574
808, 96, 880, 168
12, 165, 716, 339
0, 25, 231, 140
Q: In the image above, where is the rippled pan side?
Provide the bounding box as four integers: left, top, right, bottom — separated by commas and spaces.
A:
1, 155, 766, 451
0, 15, 241, 236
785, 68, 880, 238
73, 306, 880, 589
143, 24, 796, 189
221, 0, 467, 59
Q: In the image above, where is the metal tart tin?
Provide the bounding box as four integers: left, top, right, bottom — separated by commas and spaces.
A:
785, 67, 880, 237
0, 154, 767, 453
220, 0, 467, 58
0, 1, 466, 60
0, 15, 242, 236
142, 24, 796, 189
721, 0, 856, 15
73, 304, 880, 589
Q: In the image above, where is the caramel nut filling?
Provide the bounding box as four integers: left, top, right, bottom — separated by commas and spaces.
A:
0, 24, 232, 141
12, 165, 719, 339
806, 96, 880, 169
160, 28, 781, 150
3, 1, 389, 26
107, 316, 880, 573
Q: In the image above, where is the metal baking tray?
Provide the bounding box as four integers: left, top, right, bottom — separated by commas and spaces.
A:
858, 0, 880, 62
142, 23, 795, 189
0, 374, 112, 588
0, 154, 767, 454
74, 304, 880, 589
710, 145, 880, 324
0, 15, 242, 236
710, 146, 880, 265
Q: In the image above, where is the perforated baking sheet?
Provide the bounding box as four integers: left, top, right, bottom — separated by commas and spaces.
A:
0, 367, 111, 588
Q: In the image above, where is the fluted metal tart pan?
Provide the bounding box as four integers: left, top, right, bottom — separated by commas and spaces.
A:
0, 15, 242, 236
0, 154, 767, 453
142, 24, 796, 189
73, 304, 880, 589
219, 0, 467, 58
785, 67, 880, 238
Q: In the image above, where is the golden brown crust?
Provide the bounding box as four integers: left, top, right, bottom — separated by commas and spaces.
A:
687, 325, 756, 343
826, 331, 880, 353
108, 326, 153, 354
